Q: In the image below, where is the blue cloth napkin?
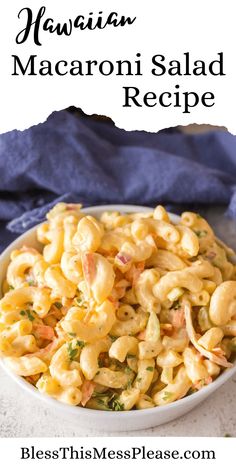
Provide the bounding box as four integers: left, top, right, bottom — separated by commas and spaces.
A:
0, 110, 236, 252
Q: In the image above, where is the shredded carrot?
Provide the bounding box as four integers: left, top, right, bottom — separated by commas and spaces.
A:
205, 376, 213, 385
81, 380, 95, 406
171, 307, 185, 328
82, 253, 96, 285
193, 380, 204, 390
108, 296, 119, 310
26, 374, 41, 385
126, 262, 145, 286
137, 329, 146, 340
26, 337, 59, 359
34, 324, 55, 340
193, 376, 212, 390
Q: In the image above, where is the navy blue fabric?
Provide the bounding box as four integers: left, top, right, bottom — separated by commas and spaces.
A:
0, 110, 236, 252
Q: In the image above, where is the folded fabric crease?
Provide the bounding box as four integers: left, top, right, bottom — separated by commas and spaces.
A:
0, 110, 236, 251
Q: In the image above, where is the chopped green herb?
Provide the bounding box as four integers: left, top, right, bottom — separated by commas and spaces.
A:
92, 391, 109, 398
146, 366, 154, 372
162, 391, 173, 401
124, 366, 133, 374
127, 354, 136, 359
68, 332, 76, 338
9, 285, 14, 290
54, 302, 62, 309
76, 340, 86, 348
114, 401, 124, 411
75, 297, 83, 306
97, 398, 106, 406
20, 309, 35, 321
28, 279, 35, 286
194, 230, 208, 238
136, 377, 142, 383
26, 309, 35, 321
67, 342, 79, 361
172, 300, 181, 310
198, 379, 205, 388
110, 398, 124, 411
109, 334, 118, 342
110, 359, 124, 369
126, 379, 133, 389
91, 397, 110, 410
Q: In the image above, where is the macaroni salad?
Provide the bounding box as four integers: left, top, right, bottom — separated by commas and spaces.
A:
0, 203, 236, 411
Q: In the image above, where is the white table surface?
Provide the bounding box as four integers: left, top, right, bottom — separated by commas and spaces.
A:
0, 207, 236, 437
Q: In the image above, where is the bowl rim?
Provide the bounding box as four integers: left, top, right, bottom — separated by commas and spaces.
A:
0, 203, 236, 419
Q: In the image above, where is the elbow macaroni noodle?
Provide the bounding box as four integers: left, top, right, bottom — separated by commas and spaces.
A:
0, 202, 236, 411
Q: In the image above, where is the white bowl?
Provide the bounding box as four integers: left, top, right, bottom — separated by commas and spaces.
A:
0, 204, 236, 432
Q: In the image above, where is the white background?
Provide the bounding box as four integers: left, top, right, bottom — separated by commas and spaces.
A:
0, 437, 234, 470
0, 0, 235, 133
